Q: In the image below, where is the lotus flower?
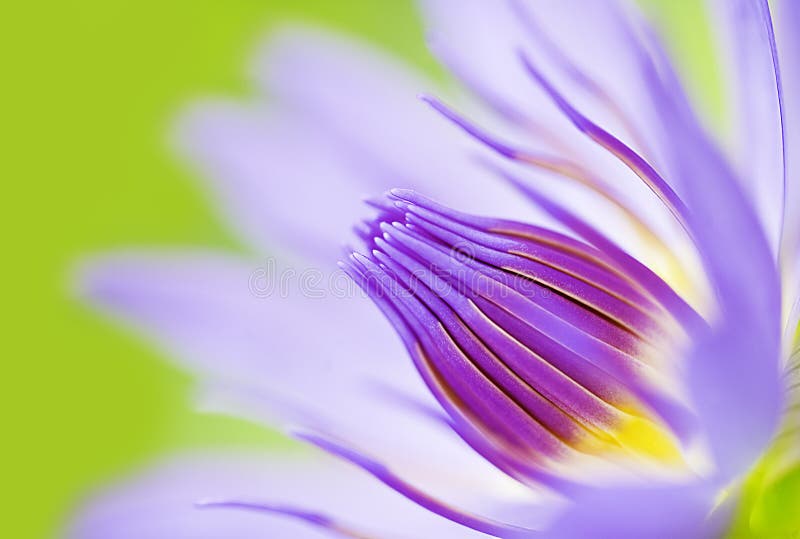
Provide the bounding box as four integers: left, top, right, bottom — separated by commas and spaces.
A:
71, 1, 800, 537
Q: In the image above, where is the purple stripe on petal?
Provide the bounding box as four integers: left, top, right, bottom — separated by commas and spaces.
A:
484, 164, 703, 329
517, 52, 691, 235
348, 192, 694, 478
401, 202, 667, 318
371, 246, 582, 450
398, 209, 670, 345
709, 0, 787, 256
344, 253, 570, 459
506, 0, 658, 165
297, 433, 538, 539
196, 501, 373, 539
373, 237, 624, 441
401, 214, 650, 358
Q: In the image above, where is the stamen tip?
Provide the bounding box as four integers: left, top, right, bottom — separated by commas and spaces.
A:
351, 252, 370, 264
390, 188, 414, 199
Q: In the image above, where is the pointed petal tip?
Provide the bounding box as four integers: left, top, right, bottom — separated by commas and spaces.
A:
70, 255, 126, 309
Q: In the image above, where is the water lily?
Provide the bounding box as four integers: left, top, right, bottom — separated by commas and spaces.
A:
71, 0, 800, 537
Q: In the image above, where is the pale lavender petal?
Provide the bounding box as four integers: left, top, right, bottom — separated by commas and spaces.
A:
299, 433, 540, 539
267, 15, 679, 266
253, 26, 534, 222
636, 39, 785, 479
417, 0, 692, 217
77, 251, 527, 511
67, 453, 490, 539
538, 482, 726, 539
504, 0, 679, 175
709, 0, 786, 255
511, 8, 784, 477
177, 105, 369, 264
77, 251, 416, 401
416, 1, 701, 290
776, 0, 800, 322
418, 0, 602, 138
178, 26, 541, 266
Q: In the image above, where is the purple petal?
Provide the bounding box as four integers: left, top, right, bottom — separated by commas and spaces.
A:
504, 0, 687, 179
487, 164, 702, 328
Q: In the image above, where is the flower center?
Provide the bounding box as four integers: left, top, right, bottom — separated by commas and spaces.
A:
345, 190, 695, 486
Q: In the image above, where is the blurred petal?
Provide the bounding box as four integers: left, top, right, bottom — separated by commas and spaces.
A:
417, 0, 702, 297
776, 0, 800, 322
78, 251, 411, 397
77, 251, 530, 512
641, 64, 784, 479
709, 0, 786, 255
449, 10, 783, 477
504, 0, 679, 174
178, 26, 542, 266
177, 105, 370, 264
255, 26, 533, 222
540, 482, 725, 539
418, 0, 576, 133
67, 453, 490, 539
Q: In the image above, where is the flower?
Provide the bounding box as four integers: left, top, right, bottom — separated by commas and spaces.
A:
70, 1, 800, 538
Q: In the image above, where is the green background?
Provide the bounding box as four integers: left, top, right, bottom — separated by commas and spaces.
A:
0, 1, 782, 538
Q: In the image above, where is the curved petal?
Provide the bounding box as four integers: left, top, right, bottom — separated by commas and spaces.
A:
641, 64, 784, 479
417, 0, 582, 135
708, 0, 786, 256
300, 434, 543, 539
66, 452, 490, 539
176, 105, 371, 264
77, 251, 414, 399
77, 251, 529, 512
776, 0, 800, 321
503, 0, 680, 175
417, 0, 702, 294
525, 9, 785, 479
254, 26, 533, 223
177, 25, 538, 265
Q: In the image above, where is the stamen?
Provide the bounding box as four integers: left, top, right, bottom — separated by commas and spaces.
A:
421, 95, 688, 277
477, 166, 703, 330
347, 192, 692, 485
